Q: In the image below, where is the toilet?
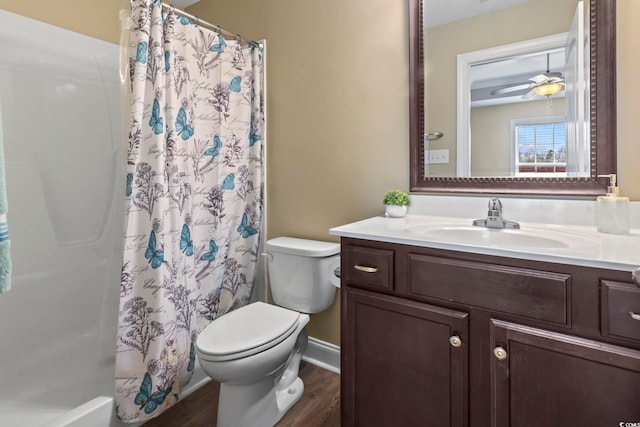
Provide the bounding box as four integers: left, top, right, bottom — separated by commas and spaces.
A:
195, 237, 340, 427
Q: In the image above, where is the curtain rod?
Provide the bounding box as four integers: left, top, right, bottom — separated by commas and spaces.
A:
161, 2, 261, 48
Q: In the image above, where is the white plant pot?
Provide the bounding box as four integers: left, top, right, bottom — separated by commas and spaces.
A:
385, 204, 408, 218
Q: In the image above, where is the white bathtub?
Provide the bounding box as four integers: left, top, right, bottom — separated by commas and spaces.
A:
0, 325, 210, 427
0, 325, 210, 426
0, 9, 211, 427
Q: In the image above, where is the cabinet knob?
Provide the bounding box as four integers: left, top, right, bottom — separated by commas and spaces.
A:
493, 346, 508, 361
449, 335, 462, 348
633, 266, 640, 288
354, 265, 379, 273
630, 312, 640, 321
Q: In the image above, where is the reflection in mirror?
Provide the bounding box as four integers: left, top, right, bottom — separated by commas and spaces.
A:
426, 0, 587, 178
461, 30, 588, 178
409, 0, 616, 196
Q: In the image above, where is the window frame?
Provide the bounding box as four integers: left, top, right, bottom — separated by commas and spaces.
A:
510, 115, 567, 177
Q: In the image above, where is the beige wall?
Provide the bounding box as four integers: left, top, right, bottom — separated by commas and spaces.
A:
0, 1, 637, 345
616, 0, 640, 199
0, 0, 126, 44
188, 0, 409, 345
470, 99, 566, 176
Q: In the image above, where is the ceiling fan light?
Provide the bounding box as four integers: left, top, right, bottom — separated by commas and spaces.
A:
534, 82, 563, 97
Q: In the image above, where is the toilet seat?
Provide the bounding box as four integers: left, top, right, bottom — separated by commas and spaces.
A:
196, 302, 301, 362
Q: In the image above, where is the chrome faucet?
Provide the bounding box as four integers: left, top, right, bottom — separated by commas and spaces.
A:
472, 198, 520, 229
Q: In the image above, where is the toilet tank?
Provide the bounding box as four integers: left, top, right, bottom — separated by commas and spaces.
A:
266, 237, 340, 314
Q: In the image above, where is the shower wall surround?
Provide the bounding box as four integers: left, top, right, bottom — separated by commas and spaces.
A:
0, 9, 206, 427
0, 8, 125, 426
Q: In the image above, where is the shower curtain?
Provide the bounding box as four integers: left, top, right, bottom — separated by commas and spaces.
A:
115, 0, 264, 422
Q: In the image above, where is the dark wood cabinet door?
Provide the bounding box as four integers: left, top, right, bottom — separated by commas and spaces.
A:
342, 287, 469, 427
490, 319, 640, 427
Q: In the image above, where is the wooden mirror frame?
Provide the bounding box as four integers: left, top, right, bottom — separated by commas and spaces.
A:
409, 0, 616, 196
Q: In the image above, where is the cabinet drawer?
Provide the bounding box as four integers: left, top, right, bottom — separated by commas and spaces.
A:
343, 245, 394, 291
408, 254, 571, 326
601, 280, 640, 343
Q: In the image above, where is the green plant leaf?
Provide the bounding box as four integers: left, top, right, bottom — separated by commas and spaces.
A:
383, 190, 409, 206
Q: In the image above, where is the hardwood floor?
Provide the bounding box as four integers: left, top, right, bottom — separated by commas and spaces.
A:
142, 362, 340, 427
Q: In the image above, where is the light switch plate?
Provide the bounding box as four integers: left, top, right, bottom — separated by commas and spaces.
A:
428, 149, 449, 164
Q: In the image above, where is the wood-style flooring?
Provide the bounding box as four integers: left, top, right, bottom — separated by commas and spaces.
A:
142, 362, 340, 427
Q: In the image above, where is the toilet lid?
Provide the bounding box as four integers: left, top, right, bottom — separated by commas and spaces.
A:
196, 302, 300, 359
267, 237, 340, 257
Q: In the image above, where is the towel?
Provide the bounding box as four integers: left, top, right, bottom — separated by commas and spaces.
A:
0, 115, 11, 294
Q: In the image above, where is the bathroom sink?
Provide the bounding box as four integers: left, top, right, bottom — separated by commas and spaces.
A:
406, 223, 598, 250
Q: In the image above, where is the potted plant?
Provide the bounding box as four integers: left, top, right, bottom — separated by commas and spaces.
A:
383, 190, 410, 218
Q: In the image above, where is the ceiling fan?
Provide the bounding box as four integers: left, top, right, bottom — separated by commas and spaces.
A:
490, 53, 565, 99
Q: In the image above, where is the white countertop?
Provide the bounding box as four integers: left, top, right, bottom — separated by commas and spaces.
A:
330, 214, 640, 272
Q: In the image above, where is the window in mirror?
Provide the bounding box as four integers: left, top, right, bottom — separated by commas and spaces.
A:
512, 116, 567, 177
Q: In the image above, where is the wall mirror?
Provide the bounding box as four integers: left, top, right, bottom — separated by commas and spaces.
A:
409, 0, 616, 196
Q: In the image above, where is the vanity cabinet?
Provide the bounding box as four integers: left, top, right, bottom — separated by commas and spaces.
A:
340, 237, 640, 427
342, 287, 468, 427
490, 320, 640, 427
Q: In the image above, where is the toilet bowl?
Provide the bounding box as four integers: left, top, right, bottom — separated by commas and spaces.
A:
197, 302, 310, 427
195, 237, 340, 427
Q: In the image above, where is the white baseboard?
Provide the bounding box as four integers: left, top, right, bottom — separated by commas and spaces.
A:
302, 336, 340, 375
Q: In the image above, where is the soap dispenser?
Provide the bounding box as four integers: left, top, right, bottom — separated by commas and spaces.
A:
596, 174, 630, 234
